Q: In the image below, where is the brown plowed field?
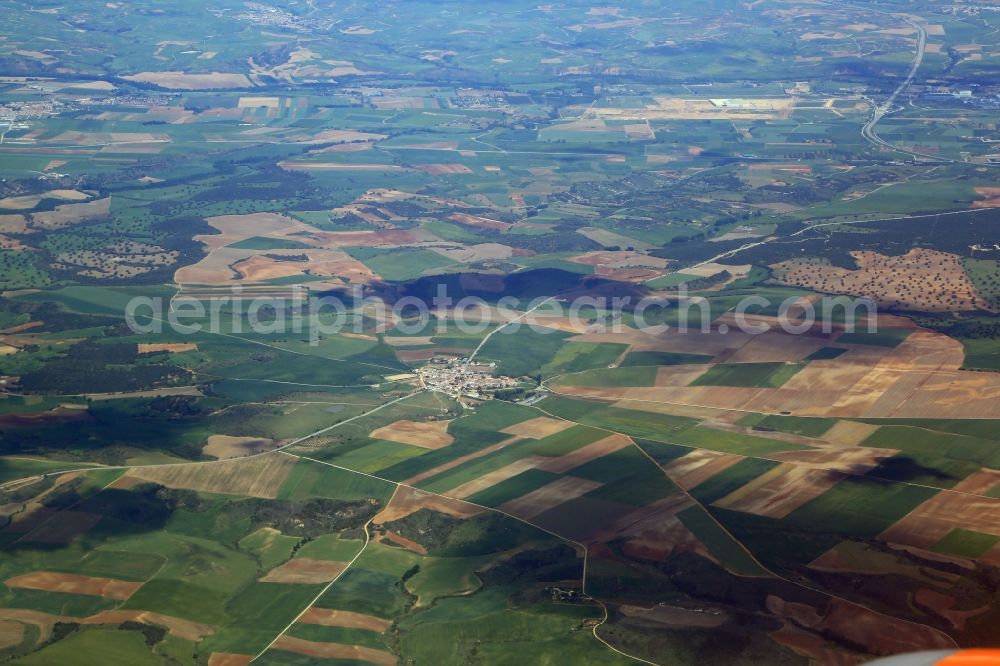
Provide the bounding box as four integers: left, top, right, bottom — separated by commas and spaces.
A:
4, 572, 141, 600
374, 485, 483, 523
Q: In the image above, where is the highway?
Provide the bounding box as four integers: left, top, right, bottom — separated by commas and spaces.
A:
859, 11, 931, 160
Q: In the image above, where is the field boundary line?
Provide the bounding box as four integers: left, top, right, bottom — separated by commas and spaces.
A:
528, 403, 960, 650
287, 452, 659, 665
248, 473, 390, 663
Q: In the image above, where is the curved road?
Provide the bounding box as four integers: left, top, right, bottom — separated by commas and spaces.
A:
860, 10, 932, 160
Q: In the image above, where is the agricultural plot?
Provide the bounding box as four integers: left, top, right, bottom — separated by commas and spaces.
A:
1, 0, 1000, 662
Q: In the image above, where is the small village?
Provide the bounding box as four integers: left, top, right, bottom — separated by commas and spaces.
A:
417, 358, 521, 400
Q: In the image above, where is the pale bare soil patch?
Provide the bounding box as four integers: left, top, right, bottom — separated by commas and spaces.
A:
369, 419, 453, 450
279, 162, 407, 172
230, 250, 378, 285
86, 386, 203, 401
260, 558, 348, 584
569, 251, 668, 270
768, 446, 895, 475
294, 129, 387, 145
498, 476, 603, 520
821, 421, 880, 446
5, 572, 141, 600
584, 96, 798, 121
237, 96, 279, 108
429, 243, 512, 263
0, 189, 90, 210
415, 164, 473, 175
30, 197, 110, 230
122, 71, 252, 89
203, 435, 280, 460
314, 228, 432, 247
299, 608, 391, 633
501, 416, 572, 439
615, 399, 745, 423
137, 343, 197, 354
272, 635, 397, 666
713, 464, 845, 519
663, 450, 745, 490
972, 187, 1000, 208
126, 454, 296, 499
0, 214, 29, 234
196, 212, 309, 251
448, 212, 512, 231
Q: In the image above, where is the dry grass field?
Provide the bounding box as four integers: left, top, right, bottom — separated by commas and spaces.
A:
125, 454, 296, 498
259, 558, 348, 584
558, 320, 1000, 418
122, 71, 252, 89
500, 416, 573, 439
271, 635, 397, 666
202, 435, 280, 459
664, 450, 746, 490
713, 464, 846, 519
30, 197, 110, 230
369, 419, 453, 449
299, 608, 392, 633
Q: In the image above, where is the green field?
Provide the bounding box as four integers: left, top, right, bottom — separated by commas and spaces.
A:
690, 363, 805, 388
931, 528, 1000, 559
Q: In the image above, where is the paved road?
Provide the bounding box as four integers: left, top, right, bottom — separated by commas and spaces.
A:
860, 10, 932, 160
